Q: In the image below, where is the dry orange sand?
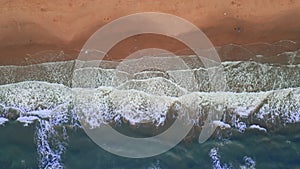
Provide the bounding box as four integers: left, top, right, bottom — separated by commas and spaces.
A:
0, 0, 300, 65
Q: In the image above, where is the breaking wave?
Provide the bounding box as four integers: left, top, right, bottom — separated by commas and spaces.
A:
0, 57, 299, 168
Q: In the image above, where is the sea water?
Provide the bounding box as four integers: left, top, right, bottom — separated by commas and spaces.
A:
0, 52, 299, 169
1, 121, 300, 169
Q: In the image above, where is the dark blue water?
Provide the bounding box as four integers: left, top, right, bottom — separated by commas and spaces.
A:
1, 121, 300, 169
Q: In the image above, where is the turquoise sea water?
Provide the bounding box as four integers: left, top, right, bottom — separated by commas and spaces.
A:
0, 121, 300, 169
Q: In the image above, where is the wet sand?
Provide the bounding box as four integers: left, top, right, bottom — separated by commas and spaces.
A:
0, 0, 300, 65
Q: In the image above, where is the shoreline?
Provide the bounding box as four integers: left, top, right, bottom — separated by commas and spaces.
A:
0, 40, 299, 66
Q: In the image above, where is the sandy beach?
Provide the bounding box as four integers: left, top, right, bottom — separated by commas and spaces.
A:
0, 0, 300, 65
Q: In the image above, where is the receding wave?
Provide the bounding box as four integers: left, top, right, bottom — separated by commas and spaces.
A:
1, 59, 299, 92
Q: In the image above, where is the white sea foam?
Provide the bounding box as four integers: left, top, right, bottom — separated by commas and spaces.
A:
0, 117, 8, 125
235, 106, 255, 117
1, 60, 300, 92
240, 156, 256, 169
117, 77, 189, 97
213, 121, 231, 129
0, 81, 72, 112
209, 148, 232, 169
17, 116, 39, 126
36, 119, 67, 169
27, 109, 52, 119
0, 102, 77, 168
0, 56, 300, 169
236, 122, 247, 133
73, 87, 175, 127
0, 81, 299, 129
33, 105, 76, 169
0, 61, 299, 169
0, 58, 299, 168
249, 125, 267, 132
209, 148, 256, 169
